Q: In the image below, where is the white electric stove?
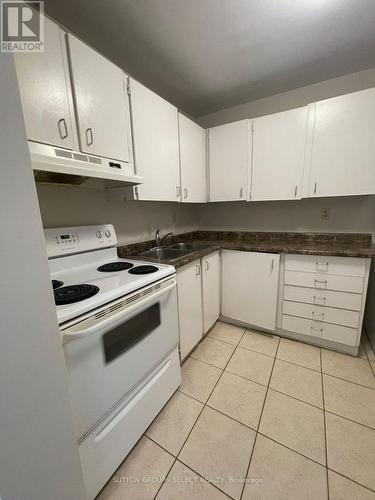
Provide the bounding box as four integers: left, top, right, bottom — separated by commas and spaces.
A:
45, 225, 181, 500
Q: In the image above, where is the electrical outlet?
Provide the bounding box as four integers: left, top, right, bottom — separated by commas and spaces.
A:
321, 208, 330, 220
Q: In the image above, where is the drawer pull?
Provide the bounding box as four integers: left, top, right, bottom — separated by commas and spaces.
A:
313, 295, 326, 304
314, 279, 327, 289
312, 311, 325, 320
316, 261, 329, 271
310, 326, 323, 335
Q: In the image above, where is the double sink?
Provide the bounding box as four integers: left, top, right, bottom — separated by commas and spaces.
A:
138, 241, 210, 260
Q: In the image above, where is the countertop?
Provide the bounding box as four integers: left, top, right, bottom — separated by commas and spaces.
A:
117, 231, 375, 269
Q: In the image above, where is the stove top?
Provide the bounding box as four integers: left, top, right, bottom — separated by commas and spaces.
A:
54, 284, 100, 305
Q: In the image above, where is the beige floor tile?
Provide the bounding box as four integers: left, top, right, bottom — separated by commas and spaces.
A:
326, 412, 375, 491
180, 357, 222, 403
156, 460, 229, 500
208, 371, 266, 429
321, 349, 375, 389
363, 333, 375, 361
97, 436, 174, 500
226, 347, 274, 386
277, 337, 321, 371
270, 359, 323, 408
324, 374, 375, 429
191, 337, 235, 369
328, 470, 375, 500
239, 330, 279, 357
371, 360, 375, 375
208, 321, 245, 345
243, 434, 327, 500
146, 392, 203, 456
259, 390, 326, 465
179, 407, 255, 499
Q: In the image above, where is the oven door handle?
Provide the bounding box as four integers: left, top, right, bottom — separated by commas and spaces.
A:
62, 280, 176, 342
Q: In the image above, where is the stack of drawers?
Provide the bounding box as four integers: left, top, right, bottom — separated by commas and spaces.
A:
281, 254, 369, 347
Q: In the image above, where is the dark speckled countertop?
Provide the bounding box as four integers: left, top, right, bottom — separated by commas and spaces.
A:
117, 231, 375, 269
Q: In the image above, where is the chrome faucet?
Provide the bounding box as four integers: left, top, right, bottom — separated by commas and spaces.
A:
155, 229, 173, 246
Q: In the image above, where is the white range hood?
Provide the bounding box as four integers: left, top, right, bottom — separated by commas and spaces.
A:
29, 141, 143, 187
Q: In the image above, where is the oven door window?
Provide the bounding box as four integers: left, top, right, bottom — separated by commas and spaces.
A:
102, 303, 161, 364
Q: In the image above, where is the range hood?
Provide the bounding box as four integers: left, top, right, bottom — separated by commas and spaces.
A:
29, 141, 143, 188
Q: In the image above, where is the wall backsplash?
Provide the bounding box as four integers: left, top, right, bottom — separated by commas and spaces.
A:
37, 185, 375, 244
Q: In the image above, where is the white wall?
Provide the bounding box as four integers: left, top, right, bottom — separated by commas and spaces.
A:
36, 184, 200, 245
0, 55, 86, 500
198, 67, 375, 127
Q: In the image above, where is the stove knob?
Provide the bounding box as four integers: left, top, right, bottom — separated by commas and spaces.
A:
105, 230, 111, 238
96, 231, 103, 239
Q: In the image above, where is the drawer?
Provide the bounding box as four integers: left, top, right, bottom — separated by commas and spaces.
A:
283, 285, 363, 312
282, 315, 358, 346
282, 300, 360, 328
285, 254, 366, 277
284, 270, 364, 294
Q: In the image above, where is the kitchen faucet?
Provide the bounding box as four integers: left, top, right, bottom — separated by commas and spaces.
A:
155, 229, 174, 246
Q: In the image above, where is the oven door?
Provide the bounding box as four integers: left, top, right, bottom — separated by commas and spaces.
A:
62, 277, 179, 440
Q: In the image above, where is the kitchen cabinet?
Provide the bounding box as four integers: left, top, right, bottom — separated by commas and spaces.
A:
251, 107, 308, 201
202, 251, 220, 333
67, 34, 132, 162
208, 120, 250, 202
179, 113, 207, 202
129, 78, 180, 201
14, 17, 77, 149
308, 88, 375, 197
222, 250, 280, 331
177, 259, 203, 360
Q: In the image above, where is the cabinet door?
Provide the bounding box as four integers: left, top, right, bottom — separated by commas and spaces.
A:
68, 35, 132, 162
179, 113, 207, 202
177, 260, 203, 360
14, 17, 76, 149
222, 250, 280, 331
309, 88, 375, 197
252, 107, 308, 201
130, 78, 180, 201
202, 252, 220, 333
209, 120, 250, 201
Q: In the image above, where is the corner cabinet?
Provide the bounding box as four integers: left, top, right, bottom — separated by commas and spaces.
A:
177, 260, 203, 360
202, 251, 220, 333
222, 250, 280, 331
208, 120, 250, 202
67, 34, 132, 163
308, 87, 375, 198
14, 17, 77, 150
129, 78, 180, 201
178, 113, 207, 202
251, 107, 308, 201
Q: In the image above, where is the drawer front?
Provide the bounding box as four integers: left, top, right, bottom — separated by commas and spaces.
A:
285, 254, 366, 277
283, 285, 363, 311
284, 270, 364, 294
282, 300, 360, 328
282, 315, 358, 346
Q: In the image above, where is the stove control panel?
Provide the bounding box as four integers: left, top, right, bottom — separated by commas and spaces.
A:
44, 224, 117, 258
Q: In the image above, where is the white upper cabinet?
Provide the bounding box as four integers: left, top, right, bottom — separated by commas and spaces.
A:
67, 34, 132, 163
308, 88, 375, 197
129, 78, 180, 201
208, 120, 250, 202
179, 113, 207, 203
251, 107, 308, 201
14, 17, 77, 149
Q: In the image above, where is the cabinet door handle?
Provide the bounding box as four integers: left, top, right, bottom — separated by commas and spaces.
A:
316, 261, 329, 272
310, 326, 323, 335
86, 127, 93, 146
196, 264, 201, 276
204, 260, 209, 271
313, 295, 326, 305
58, 118, 68, 139
314, 182, 317, 195
294, 185, 297, 197
183, 188, 188, 199
176, 186, 181, 198
271, 258, 274, 272
312, 311, 325, 320
314, 279, 327, 289
240, 187, 244, 198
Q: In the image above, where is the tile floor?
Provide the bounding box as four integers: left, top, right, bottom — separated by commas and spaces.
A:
98, 322, 375, 500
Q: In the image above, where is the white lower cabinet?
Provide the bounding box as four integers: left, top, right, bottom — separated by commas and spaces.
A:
202, 252, 220, 333
177, 259, 204, 360
221, 250, 280, 331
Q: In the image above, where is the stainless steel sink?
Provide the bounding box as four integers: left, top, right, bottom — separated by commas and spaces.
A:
138, 247, 192, 260
168, 242, 209, 251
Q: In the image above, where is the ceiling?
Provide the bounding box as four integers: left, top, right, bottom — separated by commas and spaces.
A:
45, 0, 375, 117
